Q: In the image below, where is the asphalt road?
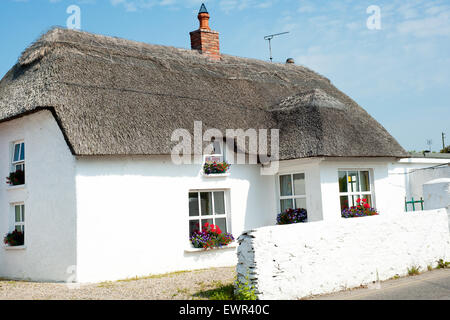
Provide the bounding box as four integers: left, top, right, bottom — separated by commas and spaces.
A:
311, 269, 450, 300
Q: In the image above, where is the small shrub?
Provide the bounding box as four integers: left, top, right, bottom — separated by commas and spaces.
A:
3, 230, 24, 246
203, 161, 230, 175
341, 198, 379, 218
276, 208, 307, 225
427, 265, 433, 271
190, 222, 234, 249
234, 276, 258, 300
407, 266, 421, 276
436, 259, 450, 269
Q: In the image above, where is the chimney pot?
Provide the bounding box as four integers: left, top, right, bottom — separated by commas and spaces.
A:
190, 4, 220, 61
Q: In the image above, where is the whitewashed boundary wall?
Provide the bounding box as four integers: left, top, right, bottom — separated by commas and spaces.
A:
237, 209, 450, 300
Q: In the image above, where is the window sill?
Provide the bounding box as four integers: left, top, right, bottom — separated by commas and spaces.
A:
3, 245, 26, 251
201, 172, 230, 178
184, 242, 237, 253
6, 184, 26, 191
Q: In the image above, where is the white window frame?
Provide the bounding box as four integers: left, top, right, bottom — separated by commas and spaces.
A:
12, 203, 25, 234
188, 189, 231, 235
11, 141, 25, 173
338, 169, 375, 209
278, 172, 307, 212
204, 138, 226, 163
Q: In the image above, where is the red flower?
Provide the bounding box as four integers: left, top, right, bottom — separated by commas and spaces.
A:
356, 198, 361, 203
363, 203, 370, 209
362, 198, 367, 203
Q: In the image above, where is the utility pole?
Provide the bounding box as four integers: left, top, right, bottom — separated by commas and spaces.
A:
442, 132, 446, 150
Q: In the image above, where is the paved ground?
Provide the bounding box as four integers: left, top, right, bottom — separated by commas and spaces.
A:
0, 267, 236, 300
310, 269, 450, 300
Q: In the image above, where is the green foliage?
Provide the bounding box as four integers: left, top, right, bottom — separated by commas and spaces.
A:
436, 259, 450, 269
234, 276, 258, 300
193, 276, 257, 300
407, 265, 421, 276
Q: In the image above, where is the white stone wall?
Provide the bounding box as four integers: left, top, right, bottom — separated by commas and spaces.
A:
237, 209, 450, 300
0, 111, 77, 282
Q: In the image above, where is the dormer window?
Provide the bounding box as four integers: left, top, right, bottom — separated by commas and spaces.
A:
204, 138, 226, 163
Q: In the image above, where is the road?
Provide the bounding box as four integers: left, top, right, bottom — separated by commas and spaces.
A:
311, 269, 450, 300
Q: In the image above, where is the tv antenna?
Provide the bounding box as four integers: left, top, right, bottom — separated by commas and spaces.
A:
264, 32, 289, 62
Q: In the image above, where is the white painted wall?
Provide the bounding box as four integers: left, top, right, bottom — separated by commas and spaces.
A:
389, 159, 450, 209
75, 155, 277, 282
0, 111, 77, 282
423, 178, 450, 211
237, 209, 450, 300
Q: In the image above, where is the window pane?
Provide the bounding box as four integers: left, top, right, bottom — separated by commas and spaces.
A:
348, 171, 360, 193
189, 220, 200, 235
215, 218, 227, 234
13, 144, 20, 162
213, 192, 225, 215
213, 140, 222, 155
340, 196, 349, 210
338, 171, 347, 193
200, 192, 213, 216
361, 195, 372, 207
15, 206, 21, 222
15, 225, 23, 232
280, 199, 293, 212
20, 143, 25, 161
201, 218, 214, 231
295, 198, 307, 210
21, 205, 25, 221
360, 171, 370, 192
279, 175, 292, 196
188, 193, 199, 217
293, 173, 305, 196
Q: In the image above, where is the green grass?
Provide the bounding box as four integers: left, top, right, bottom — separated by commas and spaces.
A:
407, 266, 421, 276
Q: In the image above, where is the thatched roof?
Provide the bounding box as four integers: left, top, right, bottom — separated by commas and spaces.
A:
0, 27, 408, 159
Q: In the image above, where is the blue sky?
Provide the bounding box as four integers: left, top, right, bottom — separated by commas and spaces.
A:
0, 0, 449, 152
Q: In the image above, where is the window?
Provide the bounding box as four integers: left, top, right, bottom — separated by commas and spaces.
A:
338, 170, 374, 210
10, 142, 25, 186
12, 142, 25, 172
204, 138, 225, 163
279, 173, 307, 212
13, 204, 25, 233
188, 191, 229, 235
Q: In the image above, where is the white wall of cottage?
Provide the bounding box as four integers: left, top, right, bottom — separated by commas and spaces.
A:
0, 110, 77, 282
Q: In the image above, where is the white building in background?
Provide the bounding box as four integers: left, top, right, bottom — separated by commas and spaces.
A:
0, 5, 448, 282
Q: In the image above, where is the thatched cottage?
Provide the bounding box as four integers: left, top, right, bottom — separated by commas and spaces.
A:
0, 5, 446, 282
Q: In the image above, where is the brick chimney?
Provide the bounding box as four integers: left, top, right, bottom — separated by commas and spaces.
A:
190, 4, 220, 61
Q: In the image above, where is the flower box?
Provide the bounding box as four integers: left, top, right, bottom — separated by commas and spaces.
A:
276, 208, 308, 225
6, 170, 25, 186
203, 161, 230, 175
341, 198, 379, 218
4, 230, 24, 247
190, 223, 234, 250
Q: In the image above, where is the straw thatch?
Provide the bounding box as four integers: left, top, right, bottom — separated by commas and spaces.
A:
0, 27, 408, 159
